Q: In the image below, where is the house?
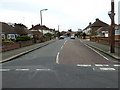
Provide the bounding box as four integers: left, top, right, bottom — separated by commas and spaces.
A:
1, 22, 17, 40
30, 24, 55, 36
83, 22, 92, 35
83, 18, 109, 36
96, 24, 120, 40
14, 23, 33, 38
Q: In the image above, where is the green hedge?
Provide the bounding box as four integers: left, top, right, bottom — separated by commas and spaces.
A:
16, 35, 32, 41
2, 40, 15, 44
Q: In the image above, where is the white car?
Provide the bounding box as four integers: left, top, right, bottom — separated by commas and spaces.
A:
70, 36, 75, 39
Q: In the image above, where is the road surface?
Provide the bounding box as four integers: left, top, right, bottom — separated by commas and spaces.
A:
1, 38, 119, 88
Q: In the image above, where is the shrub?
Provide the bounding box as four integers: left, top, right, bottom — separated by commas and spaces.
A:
2, 40, 15, 44
16, 35, 32, 41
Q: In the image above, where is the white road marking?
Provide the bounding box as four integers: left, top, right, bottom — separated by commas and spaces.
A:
36, 69, 51, 71
95, 64, 109, 66
77, 64, 91, 67
15, 69, 29, 71
0, 69, 10, 71
113, 65, 120, 67
85, 44, 109, 61
64, 40, 67, 45
99, 68, 116, 71
61, 45, 64, 50
56, 52, 60, 64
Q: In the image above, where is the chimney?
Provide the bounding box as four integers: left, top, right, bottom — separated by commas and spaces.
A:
32, 25, 34, 28
96, 18, 99, 21
89, 22, 92, 25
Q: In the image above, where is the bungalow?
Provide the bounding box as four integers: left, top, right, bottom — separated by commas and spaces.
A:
96, 25, 120, 40
83, 18, 109, 36
1, 22, 17, 40
83, 22, 92, 35
14, 23, 33, 38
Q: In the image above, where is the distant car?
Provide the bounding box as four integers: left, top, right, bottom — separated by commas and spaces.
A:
59, 36, 65, 39
70, 35, 75, 39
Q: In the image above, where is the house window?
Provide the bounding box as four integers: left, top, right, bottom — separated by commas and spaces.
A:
7, 34, 15, 40
2, 34, 5, 40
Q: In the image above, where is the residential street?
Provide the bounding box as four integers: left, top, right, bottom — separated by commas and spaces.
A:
2, 38, 119, 88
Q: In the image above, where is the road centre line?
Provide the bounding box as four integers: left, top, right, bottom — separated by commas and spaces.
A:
56, 52, 60, 64
64, 40, 67, 45
85, 44, 109, 61
61, 45, 64, 50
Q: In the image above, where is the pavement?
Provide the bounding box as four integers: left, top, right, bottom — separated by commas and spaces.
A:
1, 39, 57, 63
79, 39, 120, 60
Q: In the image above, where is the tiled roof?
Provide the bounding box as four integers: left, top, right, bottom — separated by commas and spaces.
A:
14, 24, 32, 34
90, 18, 109, 27
30, 24, 49, 30
1, 22, 17, 34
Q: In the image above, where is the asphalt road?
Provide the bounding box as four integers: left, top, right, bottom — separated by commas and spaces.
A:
1, 38, 119, 88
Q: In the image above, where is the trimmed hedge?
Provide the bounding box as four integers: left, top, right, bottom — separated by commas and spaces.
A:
16, 35, 32, 41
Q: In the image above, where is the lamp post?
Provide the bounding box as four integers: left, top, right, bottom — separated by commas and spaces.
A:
40, 9, 48, 36
108, 0, 115, 53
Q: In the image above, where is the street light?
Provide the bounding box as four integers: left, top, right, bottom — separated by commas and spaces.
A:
40, 9, 48, 36
40, 9, 48, 25
108, 0, 115, 53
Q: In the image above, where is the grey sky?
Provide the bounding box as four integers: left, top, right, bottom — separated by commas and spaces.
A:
0, 0, 119, 31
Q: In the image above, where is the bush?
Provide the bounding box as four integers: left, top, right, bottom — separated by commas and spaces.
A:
2, 40, 15, 44
44, 33, 53, 38
16, 35, 32, 41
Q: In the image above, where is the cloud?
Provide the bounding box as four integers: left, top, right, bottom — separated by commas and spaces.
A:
0, 0, 119, 31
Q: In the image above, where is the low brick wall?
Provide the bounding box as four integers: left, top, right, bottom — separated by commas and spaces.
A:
19, 40, 34, 47
2, 43, 20, 52
90, 37, 120, 47
2, 38, 54, 52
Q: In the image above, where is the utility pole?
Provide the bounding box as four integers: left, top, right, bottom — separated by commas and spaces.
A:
108, 0, 115, 53
110, 0, 115, 53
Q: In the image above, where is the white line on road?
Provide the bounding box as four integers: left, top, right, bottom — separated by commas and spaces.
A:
64, 40, 67, 45
77, 64, 91, 67
61, 45, 64, 50
95, 64, 109, 66
99, 68, 116, 71
113, 65, 120, 67
85, 44, 109, 61
0, 69, 10, 71
15, 69, 29, 71
36, 69, 51, 71
56, 52, 60, 64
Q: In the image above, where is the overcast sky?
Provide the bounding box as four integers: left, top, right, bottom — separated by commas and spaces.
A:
0, 0, 119, 31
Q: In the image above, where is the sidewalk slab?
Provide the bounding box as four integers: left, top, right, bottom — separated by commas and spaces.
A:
79, 39, 120, 60
1, 39, 56, 63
